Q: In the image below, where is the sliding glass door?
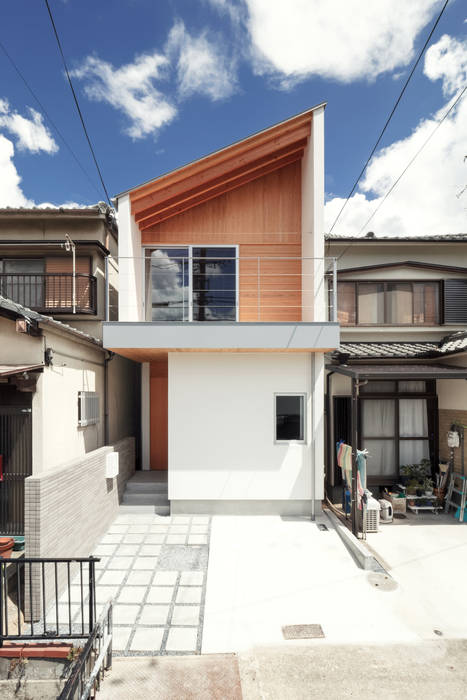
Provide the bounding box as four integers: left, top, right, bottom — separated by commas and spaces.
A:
146, 247, 237, 321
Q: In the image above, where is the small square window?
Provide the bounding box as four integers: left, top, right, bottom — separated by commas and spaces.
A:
275, 394, 305, 442
78, 391, 99, 427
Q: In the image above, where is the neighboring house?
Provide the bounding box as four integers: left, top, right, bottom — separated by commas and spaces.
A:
0, 205, 139, 544
103, 105, 340, 516
325, 232, 467, 498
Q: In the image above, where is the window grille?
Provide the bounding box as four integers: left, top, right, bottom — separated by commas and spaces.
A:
78, 391, 99, 427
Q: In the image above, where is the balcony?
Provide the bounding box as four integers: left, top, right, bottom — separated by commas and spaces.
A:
0, 273, 97, 315
103, 254, 339, 357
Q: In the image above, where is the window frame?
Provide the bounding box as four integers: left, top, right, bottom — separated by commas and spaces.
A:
274, 392, 307, 444
336, 279, 442, 326
143, 244, 239, 322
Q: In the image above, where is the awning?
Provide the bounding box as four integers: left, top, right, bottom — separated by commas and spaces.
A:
326, 363, 467, 380
0, 364, 44, 377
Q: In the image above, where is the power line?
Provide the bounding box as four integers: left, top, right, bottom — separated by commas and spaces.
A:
353, 86, 466, 240
43, 0, 111, 206
0, 39, 103, 200
327, 0, 450, 237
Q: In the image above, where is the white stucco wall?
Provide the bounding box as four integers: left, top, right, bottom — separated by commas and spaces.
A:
168, 352, 316, 501
117, 193, 144, 322
437, 354, 467, 410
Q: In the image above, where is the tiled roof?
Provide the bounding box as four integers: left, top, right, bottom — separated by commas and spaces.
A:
0, 295, 102, 347
336, 333, 467, 360
325, 233, 467, 241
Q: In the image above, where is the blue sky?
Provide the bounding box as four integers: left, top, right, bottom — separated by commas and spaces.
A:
0, 1, 465, 235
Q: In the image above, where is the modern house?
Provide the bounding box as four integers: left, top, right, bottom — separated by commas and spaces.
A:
0, 205, 139, 554
104, 105, 340, 516
325, 232, 467, 499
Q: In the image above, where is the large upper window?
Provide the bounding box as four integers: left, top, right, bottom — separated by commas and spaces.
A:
337, 281, 440, 326
146, 247, 237, 322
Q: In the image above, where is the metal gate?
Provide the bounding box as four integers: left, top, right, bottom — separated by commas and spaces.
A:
0, 405, 32, 535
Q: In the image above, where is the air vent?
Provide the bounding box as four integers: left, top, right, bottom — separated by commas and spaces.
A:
78, 391, 99, 427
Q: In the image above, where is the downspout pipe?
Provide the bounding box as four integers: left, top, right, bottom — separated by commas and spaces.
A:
325, 370, 335, 493
104, 350, 115, 445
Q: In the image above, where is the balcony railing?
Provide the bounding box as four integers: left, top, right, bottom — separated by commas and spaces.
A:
0, 273, 97, 315
110, 255, 338, 323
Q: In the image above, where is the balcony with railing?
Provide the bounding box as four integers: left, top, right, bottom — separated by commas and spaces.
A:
0, 273, 97, 315
103, 254, 339, 356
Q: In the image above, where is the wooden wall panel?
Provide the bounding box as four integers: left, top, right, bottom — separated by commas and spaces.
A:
150, 357, 168, 471
142, 162, 303, 322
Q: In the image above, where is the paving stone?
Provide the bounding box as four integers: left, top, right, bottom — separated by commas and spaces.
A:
123, 534, 145, 544
95, 586, 119, 604
128, 526, 150, 534
145, 534, 166, 544
130, 627, 164, 652
153, 571, 178, 586
140, 545, 162, 556
133, 557, 159, 570
166, 535, 187, 545
176, 587, 203, 605
192, 517, 210, 525
127, 570, 153, 586
188, 535, 208, 545
101, 534, 124, 544
98, 570, 127, 586
190, 525, 209, 534
112, 626, 132, 651
158, 545, 208, 571
180, 571, 204, 586
117, 587, 147, 604
171, 605, 200, 626
114, 605, 140, 625
117, 544, 141, 556
171, 516, 191, 524
149, 525, 170, 533
108, 525, 128, 534
169, 525, 189, 533
108, 557, 134, 570
94, 544, 117, 556
146, 586, 174, 604
139, 605, 170, 625
165, 627, 198, 652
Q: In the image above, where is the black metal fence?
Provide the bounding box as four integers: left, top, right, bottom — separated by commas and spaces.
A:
58, 599, 113, 700
0, 556, 99, 644
0, 273, 97, 314
0, 405, 32, 536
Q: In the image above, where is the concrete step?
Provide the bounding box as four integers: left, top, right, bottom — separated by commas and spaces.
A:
125, 481, 168, 494
118, 504, 170, 516
122, 493, 169, 506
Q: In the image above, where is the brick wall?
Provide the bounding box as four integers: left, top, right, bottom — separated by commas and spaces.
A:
438, 409, 467, 476
24, 437, 135, 620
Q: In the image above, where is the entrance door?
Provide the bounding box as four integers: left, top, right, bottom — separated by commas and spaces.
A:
150, 357, 168, 470
0, 399, 32, 535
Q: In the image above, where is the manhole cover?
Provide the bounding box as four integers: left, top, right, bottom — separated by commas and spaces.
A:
282, 624, 325, 640
367, 572, 398, 591
393, 513, 407, 519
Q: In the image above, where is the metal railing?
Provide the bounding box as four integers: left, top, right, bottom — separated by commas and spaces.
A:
0, 273, 97, 314
0, 556, 99, 644
58, 599, 113, 700
108, 255, 338, 322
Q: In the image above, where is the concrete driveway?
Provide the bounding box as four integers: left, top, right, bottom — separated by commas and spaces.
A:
365, 511, 467, 639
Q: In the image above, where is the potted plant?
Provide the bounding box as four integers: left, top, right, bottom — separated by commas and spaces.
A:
423, 477, 434, 496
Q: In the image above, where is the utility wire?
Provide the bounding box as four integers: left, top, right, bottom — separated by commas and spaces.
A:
327, 0, 450, 237
0, 39, 103, 200
43, 0, 112, 205
336, 86, 466, 261
353, 86, 467, 240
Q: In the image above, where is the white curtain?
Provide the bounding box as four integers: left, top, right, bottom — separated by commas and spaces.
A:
399, 399, 428, 437
400, 440, 429, 465
362, 400, 396, 476
399, 381, 426, 392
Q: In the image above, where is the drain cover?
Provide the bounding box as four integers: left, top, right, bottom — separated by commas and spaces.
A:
317, 523, 328, 531
367, 572, 398, 591
393, 512, 407, 519
282, 624, 325, 640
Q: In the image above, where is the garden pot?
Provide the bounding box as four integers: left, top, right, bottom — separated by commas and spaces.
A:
416, 489, 423, 497
0, 537, 14, 558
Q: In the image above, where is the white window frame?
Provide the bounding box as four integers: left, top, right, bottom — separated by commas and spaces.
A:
78, 391, 99, 427
274, 392, 307, 444
142, 244, 239, 322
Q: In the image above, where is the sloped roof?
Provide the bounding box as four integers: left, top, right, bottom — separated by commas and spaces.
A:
0, 295, 102, 347
121, 104, 326, 231
334, 332, 467, 361
326, 233, 467, 242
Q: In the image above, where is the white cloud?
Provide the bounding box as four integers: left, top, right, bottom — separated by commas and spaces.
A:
325, 35, 467, 237
166, 20, 237, 101
424, 34, 467, 96
0, 100, 58, 154
72, 21, 236, 140
216, 0, 441, 84
71, 52, 177, 140
0, 135, 33, 207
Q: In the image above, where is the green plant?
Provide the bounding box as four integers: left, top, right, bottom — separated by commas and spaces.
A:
400, 459, 432, 483
423, 477, 434, 493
